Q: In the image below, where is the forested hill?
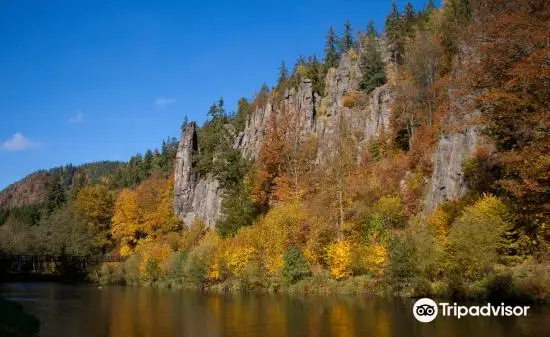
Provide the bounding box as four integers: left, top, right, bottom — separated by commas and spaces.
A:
1, 0, 548, 300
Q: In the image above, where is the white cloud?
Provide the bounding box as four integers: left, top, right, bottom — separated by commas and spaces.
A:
68, 110, 84, 124
0, 133, 41, 151
154, 97, 176, 107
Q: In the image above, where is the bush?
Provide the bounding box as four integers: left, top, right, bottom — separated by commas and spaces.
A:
341, 95, 356, 108
389, 235, 417, 295
444, 195, 512, 282
282, 246, 312, 283
326, 241, 353, 280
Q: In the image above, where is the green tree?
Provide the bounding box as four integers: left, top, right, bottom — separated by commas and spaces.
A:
277, 61, 289, 89
282, 246, 311, 283
359, 22, 387, 92
385, 1, 403, 64
339, 20, 355, 52
324, 26, 339, 69
46, 176, 66, 214
233, 98, 252, 132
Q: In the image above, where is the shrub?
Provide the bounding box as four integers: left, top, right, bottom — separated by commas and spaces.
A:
326, 241, 353, 280
282, 246, 312, 283
389, 234, 417, 295
341, 95, 356, 108
444, 195, 512, 282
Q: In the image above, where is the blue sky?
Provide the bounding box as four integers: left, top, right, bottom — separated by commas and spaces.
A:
0, 0, 437, 189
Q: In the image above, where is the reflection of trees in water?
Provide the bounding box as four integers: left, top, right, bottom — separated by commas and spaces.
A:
14, 286, 542, 337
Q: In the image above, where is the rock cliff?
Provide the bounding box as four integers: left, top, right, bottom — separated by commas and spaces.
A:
173, 122, 223, 226
174, 54, 394, 227
174, 50, 475, 226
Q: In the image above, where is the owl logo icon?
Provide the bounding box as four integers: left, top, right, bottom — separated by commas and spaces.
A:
413, 298, 438, 323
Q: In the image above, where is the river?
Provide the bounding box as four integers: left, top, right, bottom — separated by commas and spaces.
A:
1, 283, 549, 337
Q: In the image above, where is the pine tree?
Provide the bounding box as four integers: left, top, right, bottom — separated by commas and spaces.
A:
366, 20, 376, 38
46, 177, 66, 214
340, 20, 355, 52
277, 61, 289, 89
403, 2, 417, 38
324, 26, 339, 69
359, 24, 386, 92
181, 115, 189, 132
385, 0, 403, 64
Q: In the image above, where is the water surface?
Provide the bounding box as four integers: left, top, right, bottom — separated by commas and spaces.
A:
1, 283, 548, 337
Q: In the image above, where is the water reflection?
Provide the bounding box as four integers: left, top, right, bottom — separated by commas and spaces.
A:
1, 283, 548, 337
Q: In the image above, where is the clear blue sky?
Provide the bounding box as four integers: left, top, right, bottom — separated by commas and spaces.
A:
0, 0, 437, 189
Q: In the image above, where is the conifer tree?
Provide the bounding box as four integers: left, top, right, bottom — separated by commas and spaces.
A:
385, 1, 403, 64
46, 176, 66, 214
340, 20, 355, 52
359, 22, 386, 92
277, 61, 289, 89
324, 26, 339, 69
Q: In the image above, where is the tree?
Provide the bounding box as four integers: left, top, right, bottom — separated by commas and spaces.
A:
46, 176, 66, 214
444, 195, 512, 282
277, 61, 289, 89
339, 20, 355, 52
282, 246, 311, 283
112, 175, 180, 256
385, 1, 403, 64
359, 23, 387, 92
324, 26, 339, 69
74, 185, 114, 252
181, 115, 189, 132
233, 98, 252, 132
404, 31, 443, 126
465, 0, 549, 250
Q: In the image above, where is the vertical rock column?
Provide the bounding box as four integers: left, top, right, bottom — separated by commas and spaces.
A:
173, 122, 198, 219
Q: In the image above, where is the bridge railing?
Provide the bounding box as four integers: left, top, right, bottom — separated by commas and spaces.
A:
0, 254, 125, 263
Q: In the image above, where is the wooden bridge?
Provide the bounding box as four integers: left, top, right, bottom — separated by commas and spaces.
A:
0, 254, 125, 263
0, 254, 125, 280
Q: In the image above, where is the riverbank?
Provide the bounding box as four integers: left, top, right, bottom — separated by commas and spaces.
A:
95, 261, 549, 303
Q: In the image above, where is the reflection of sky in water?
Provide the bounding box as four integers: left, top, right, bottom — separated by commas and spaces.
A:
1, 283, 549, 337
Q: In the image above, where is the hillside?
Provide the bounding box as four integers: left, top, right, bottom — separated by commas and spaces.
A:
1, 0, 548, 300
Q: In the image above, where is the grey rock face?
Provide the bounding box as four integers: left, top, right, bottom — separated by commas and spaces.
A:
173, 122, 223, 227
174, 52, 394, 227
237, 53, 392, 163
425, 127, 479, 211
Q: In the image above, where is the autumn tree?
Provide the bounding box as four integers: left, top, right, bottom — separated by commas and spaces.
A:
465, 0, 549, 251
74, 184, 115, 252
112, 174, 180, 256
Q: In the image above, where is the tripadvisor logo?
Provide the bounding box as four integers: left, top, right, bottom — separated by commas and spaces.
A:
413, 298, 530, 323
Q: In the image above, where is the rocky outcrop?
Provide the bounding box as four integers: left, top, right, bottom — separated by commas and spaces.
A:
424, 127, 479, 211
174, 53, 394, 227
237, 53, 392, 162
173, 122, 223, 227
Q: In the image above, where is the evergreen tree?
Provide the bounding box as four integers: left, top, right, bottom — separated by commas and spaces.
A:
359, 24, 387, 92
403, 2, 417, 37
340, 20, 355, 52
46, 177, 66, 214
385, 0, 403, 64
324, 26, 339, 69
366, 20, 377, 38
277, 61, 289, 89
181, 115, 189, 132
233, 98, 252, 132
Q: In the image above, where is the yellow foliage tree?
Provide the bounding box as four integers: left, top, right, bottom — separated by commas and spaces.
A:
326, 241, 353, 280
111, 174, 180, 256
74, 184, 115, 251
